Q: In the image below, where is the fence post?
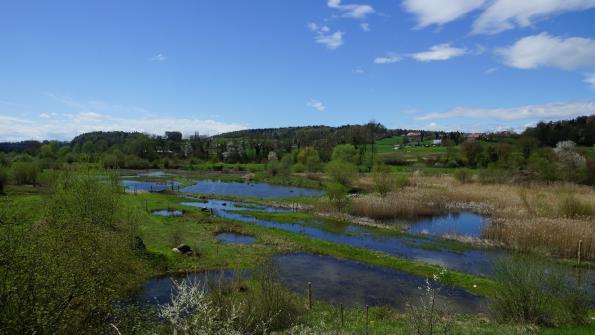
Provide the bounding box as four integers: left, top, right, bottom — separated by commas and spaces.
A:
340, 303, 344, 327
308, 282, 312, 310
365, 305, 369, 335
578, 239, 582, 265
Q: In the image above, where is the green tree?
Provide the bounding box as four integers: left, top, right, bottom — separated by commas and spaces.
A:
460, 141, 483, 167
326, 160, 358, 187
331, 144, 358, 164
297, 147, 321, 172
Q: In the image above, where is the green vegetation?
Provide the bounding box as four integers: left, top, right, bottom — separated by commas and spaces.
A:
490, 256, 589, 327
1, 116, 595, 333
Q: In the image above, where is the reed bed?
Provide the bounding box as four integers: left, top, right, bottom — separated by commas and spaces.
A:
336, 174, 595, 260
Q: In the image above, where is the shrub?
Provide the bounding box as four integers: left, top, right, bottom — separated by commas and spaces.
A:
558, 195, 594, 218
371, 164, 406, 197
453, 169, 472, 183
407, 269, 453, 335
490, 255, 589, 327
325, 182, 350, 210
297, 147, 321, 172
292, 162, 305, 173
0, 174, 145, 333
12, 161, 40, 185
460, 141, 483, 167
394, 174, 410, 190
331, 144, 358, 164
554, 141, 587, 183
325, 160, 358, 187
0, 168, 7, 193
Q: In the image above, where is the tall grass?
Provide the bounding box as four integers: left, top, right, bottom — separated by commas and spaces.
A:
322, 174, 595, 260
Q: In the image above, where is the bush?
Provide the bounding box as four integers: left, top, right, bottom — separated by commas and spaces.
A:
331, 144, 358, 164
0, 168, 7, 194
371, 164, 406, 197
554, 141, 587, 183
407, 269, 453, 335
490, 256, 589, 327
558, 195, 594, 218
325, 160, 358, 187
325, 182, 350, 210
453, 169, 472, 183
0, 174, 145, 333
394, 174, 410, 189
297, 147, 321, 172
292, 162, 305, 173
12, 161, 40, 185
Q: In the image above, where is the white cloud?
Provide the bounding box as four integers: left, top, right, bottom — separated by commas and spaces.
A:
585, 73, 595, 89
306, 99, 326, 112
473, 0, 595, 34
77, 111, 102, 121
485, 67, 498, 74
354, 67, 364, 74
308, 23, 344, 49
416, 100, 595, 121
411, 43, 467, 62
151, 53, 167, 62
328, 0, 375, 19
0, 94, 247, 141
402, 0, 486, 28
497, 33, 595, 70
360, 23, 370, 31
0, 113, 247, 142
374, 53, 402, 64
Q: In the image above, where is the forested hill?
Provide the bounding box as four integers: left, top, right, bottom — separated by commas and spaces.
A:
213, 123, 390, 148
523, 115, 595, 147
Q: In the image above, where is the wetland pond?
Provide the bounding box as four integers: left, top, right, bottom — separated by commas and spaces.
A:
134, 253, 486, 313
179, 180, 325, 198
121, 180, 181, 192
180, 199, 498, 276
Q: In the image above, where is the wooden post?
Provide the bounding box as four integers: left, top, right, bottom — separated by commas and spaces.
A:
578, 239, 582, 265
340, 303, 344, 327
308, 282, 312, 310
365, 305, 369, 335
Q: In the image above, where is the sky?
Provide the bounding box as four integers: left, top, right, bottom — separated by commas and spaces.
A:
1, 0, 595, 141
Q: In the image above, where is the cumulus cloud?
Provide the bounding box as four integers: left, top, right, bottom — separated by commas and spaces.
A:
497, 33, 595, 70
328, 0, 375, 19
373, 53, 402, 64
360, 23, 370, 31
411, 43, 467, 62
402, 0, 486, 28
306, 99, 326, 112
151, 53, 167, 62
416, 100, 595, 121
308, 22, 344, 49
402, 0, 595, 35
473, 0, 595, 34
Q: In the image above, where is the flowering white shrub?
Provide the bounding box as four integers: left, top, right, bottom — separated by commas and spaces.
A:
406, 268, 453, 335
554, 141, 587, 182
158, 279, 270, 335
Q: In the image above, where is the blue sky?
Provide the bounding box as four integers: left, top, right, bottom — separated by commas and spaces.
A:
1, 0, 595, 141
